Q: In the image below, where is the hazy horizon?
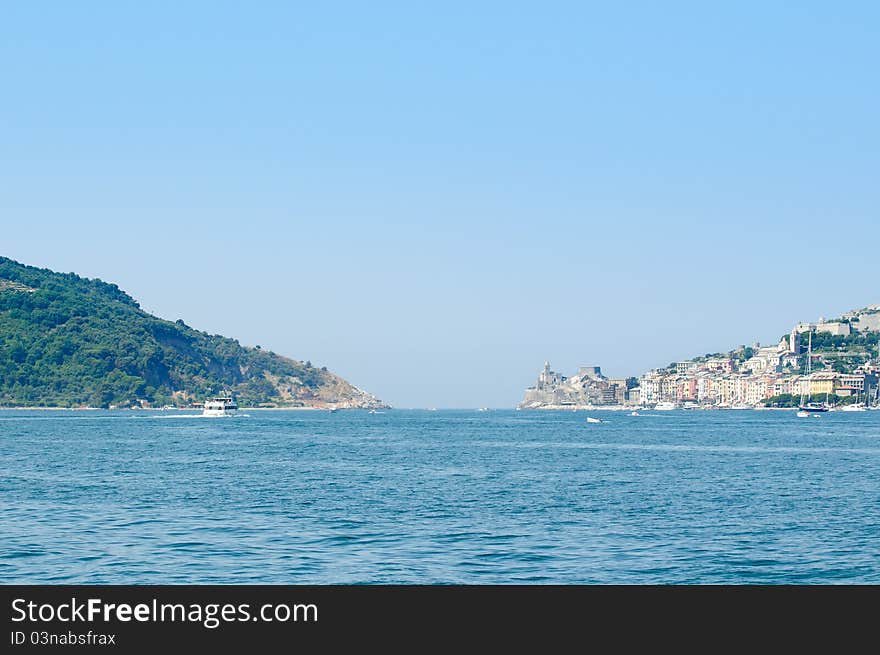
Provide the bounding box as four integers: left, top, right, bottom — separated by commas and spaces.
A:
3, 2, 878, 407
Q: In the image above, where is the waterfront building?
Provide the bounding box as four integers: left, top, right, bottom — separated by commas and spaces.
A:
661, 377, 679, 402
791, 376, 810, 398
774, 376, 799, 396
808, 372, 837, 396
638, 374, 662, 404
745, 376, 777, 405
608, 378, 633, 404
626, 386, 640, 405
677, 377, 697, 402
835, 373, 867, 393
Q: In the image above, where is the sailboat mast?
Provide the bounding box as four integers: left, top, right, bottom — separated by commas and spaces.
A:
801, 330, 812, 404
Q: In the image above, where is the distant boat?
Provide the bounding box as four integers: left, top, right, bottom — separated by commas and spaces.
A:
654, 402, 678, 411
203, 396, 238, 417
630, 411, 640, 416
840, 390, 867, 412
586, 417, 603, 424
477, 407, 489, 412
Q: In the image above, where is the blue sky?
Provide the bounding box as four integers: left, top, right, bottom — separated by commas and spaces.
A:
2, 2, 878, 407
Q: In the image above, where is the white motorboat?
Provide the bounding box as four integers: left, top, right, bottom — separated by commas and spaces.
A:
654, 402, 678, 411
202, 396, 238, 417
585, 417, 603, 424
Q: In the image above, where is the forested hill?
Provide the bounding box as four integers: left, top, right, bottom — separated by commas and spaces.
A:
0, 257, 385, 409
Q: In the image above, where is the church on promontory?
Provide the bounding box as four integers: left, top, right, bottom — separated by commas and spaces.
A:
518, 362, 638, 409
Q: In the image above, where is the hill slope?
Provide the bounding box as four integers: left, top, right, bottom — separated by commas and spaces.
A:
0, 257, 386, 409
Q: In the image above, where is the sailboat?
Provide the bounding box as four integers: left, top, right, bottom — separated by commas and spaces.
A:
825, 391, 837, 411
798, 331, 828, 417
840, 388, 867, 412
870, 343, 880, 410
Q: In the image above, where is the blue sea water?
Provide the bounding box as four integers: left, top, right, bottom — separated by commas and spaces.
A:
1, 409, 879, 584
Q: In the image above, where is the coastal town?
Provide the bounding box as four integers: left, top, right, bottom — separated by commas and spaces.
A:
519, 306, 880, 410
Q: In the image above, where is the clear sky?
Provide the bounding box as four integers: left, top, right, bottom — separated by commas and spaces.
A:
2, 2, 878, 407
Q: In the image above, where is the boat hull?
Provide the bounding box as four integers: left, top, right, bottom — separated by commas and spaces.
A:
840, 405, 867, 412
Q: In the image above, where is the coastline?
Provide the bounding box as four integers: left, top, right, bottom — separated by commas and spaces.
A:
0, 405, 819, 412
0, 405, 383, 411
518, 404, 799, 411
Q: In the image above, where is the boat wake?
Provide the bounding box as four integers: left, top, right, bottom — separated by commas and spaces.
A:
151, 413, 251, 420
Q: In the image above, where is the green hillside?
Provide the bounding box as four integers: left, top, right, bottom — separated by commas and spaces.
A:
0, 257, 384, 409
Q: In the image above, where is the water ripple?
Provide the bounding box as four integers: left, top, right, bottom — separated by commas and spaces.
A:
1, 408, 879, 583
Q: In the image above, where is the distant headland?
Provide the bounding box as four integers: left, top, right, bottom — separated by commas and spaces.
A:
0, 257, 387, 410
519, 306, 880, 410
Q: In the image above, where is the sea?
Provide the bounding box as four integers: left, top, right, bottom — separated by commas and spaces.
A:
1, 409, 879, 584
